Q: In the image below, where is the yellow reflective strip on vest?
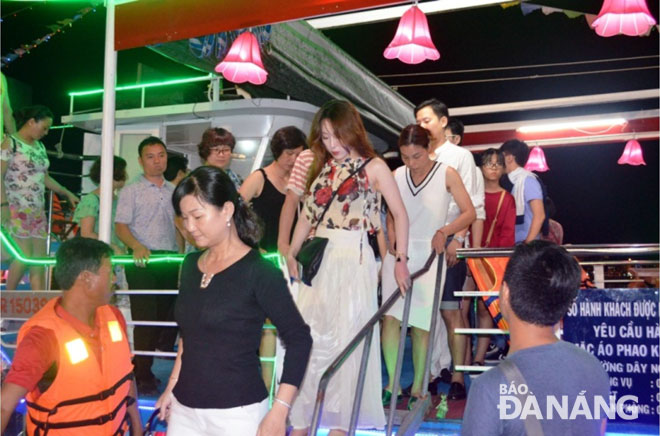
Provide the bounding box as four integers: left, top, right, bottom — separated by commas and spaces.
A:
65, 338, 89, 364
107, 320, 123, 343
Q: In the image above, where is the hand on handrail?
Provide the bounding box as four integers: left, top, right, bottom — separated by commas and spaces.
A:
394, 260, 411, 296
431, 229, 447, 255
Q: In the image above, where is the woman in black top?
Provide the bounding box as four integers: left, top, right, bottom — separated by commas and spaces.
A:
239, 126, 307, 253
239, 126, 306, 393
156, 166, 312, 436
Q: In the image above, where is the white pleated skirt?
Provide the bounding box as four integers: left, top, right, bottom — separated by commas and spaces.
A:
290, 228, 385, 432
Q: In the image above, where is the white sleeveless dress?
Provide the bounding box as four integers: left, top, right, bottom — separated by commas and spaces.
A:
289, 157, 385, 432
381, 162, 450, 331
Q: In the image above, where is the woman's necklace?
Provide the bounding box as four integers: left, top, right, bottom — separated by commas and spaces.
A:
200, 252, 215, 289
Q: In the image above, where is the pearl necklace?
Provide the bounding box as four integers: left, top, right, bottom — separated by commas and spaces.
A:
200, 252, 215, 289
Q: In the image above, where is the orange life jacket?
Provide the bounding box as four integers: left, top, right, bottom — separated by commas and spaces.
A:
17, 299, 134, 436
468, 255, 591, 330
467, 257, 510, 332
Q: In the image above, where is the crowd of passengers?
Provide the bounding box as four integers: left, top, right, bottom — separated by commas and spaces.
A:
1, 98, 609, 436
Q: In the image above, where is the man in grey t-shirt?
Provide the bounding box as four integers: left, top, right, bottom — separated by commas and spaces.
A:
462, 241, 609, 436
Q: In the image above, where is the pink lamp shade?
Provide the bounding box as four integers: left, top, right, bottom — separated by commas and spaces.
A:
618, 139, 646, 165
591, 0, 657, 37
383, 5, 440, 65
524, 146, 550, 172
215, 31, 268, 85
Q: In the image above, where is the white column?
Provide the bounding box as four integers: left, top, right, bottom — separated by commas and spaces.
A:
98, 0, 116, 244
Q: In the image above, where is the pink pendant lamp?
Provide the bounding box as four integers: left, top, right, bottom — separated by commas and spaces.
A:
618, 139, 646, 165
215, 31, 268, 85
383, 5, 440, 65
591, 0, 657, 37
524, 146, 550, 172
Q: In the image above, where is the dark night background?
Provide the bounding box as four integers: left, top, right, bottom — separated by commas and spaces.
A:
1, 0, 658, 244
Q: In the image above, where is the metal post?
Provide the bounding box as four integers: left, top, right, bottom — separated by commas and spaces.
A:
391, 255, 445, 436
594, 264, 605, 288
97, 0, 116, 245
309, 385, 327, 436
141, 87, 146, 108
422, 254, 445, 395
44, 191, 54, 290
308, 252, 436, 436
212, 76, 220, 102
348, 326, 374, 436
386, 286, 413, 436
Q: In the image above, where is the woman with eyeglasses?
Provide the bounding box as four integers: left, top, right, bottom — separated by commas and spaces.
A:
467, 148, 515, 367
197, 127, 243, 189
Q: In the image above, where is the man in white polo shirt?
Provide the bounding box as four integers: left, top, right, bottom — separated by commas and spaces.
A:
415, 99, 484, 400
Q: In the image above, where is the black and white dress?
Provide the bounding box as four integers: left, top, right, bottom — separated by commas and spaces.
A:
381, 162, 450, 331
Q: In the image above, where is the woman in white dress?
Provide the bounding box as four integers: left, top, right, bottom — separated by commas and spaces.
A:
286, 100, 411, 436
381, 124, 475, 409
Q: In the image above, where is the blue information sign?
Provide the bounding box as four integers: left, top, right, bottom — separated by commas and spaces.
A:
563, 288, 659, 426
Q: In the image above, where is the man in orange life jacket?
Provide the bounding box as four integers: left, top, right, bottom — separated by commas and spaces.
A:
1, 238, 143, 435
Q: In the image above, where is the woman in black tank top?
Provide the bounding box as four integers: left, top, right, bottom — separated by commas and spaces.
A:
239, 126, 307, 392
249, 168, 286, 252
239, 126, 307, 253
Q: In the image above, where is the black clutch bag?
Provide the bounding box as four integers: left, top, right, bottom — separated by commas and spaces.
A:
296, 236, 329, 286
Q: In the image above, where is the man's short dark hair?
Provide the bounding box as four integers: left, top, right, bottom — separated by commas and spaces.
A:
446, 117, 464, 138
54, 238, 113, 291
164, 155, 189, 182
138, 136, 167, 157
503, 240, 581, 326
500, 139, 530, 167
414, 98, 449, 119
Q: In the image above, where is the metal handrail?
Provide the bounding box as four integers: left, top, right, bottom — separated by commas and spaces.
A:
580, 260, 659, 266
68, 73, 219, 114
46, 150, 99, 161
387, 252, 446, 436
47, 171, 84, 178
457, 243, 660, 258
309, 251, 437, 436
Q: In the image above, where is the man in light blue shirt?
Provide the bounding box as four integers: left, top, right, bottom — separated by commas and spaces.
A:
115, 136, 183, 395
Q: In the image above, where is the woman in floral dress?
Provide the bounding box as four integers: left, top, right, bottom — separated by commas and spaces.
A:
0, 105, 79, 290
287, 100, 411, 436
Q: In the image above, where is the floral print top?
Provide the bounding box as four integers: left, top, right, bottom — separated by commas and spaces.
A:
304, 157, 381, 233
0, 136, 50, 211
73, 192, 124, 248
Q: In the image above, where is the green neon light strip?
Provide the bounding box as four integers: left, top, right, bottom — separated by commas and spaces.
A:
49, 124, 74, 130
4, 1, 106, 2
0, 228, 280, 266
69, 74, 214, 97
